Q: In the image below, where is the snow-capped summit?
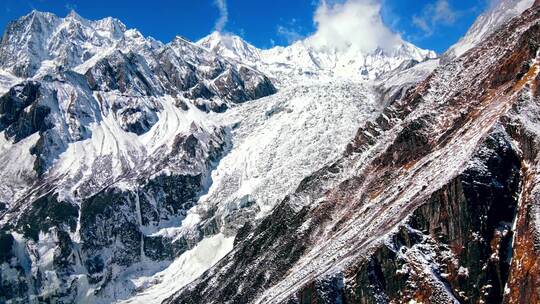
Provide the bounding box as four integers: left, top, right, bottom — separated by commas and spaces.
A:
0, 10, 128, 77
65, 9, 85, 21
257, 38, 436, 84
197, 30, 436, 85
197, 31, 262, 64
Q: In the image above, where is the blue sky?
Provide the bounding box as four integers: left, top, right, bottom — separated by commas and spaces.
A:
0, 0, 491, 53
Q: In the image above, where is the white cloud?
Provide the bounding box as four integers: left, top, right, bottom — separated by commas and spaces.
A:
433, 0, 457, 24
213, 0, 228, 32
412, 16, 430, 33
277, 25, 304, 44
413, 0, 458, 37
305, 0, 403, 52
276, 18, 305, 44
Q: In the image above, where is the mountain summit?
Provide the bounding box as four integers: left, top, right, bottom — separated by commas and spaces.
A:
0, 10, 127, 78
197, 31, 262, 64
197, 31, 436, 83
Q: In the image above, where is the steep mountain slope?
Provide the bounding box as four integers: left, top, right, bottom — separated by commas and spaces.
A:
0, 9, 435, 304
166, 3, 540, 304
443, 0, 534, 61
116, 80, 381, 304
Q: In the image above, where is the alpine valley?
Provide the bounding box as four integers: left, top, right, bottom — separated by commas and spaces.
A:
0, 0, 540, 303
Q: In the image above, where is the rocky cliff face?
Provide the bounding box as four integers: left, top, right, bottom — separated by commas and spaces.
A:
166, 4, 540, 304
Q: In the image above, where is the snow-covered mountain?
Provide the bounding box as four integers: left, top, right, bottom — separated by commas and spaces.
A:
0, 10, 128, 78
168, 2, 540, 303
0, 10, 277, 303
197, 31, 262, 64
197, 31, 437, 85
2, 0, 540, 303
0, 9, 434, 304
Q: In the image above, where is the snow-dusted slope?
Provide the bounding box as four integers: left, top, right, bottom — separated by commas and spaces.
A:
443, 0, 534, 61
376, 58, 440, 105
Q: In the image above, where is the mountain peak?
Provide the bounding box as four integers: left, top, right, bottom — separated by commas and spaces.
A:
66, 9, 84, 21
26, 9, 55, 18
0, 10, 129, 77
197, 31, 261, 63
22, 9, 59, 26
196, 28, 437, 81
